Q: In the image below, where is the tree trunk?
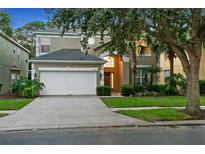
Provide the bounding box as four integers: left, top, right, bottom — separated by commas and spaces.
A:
131, 48, 137, 95
185, 57, 201, 114
169, 55, 174, 77
150, 73, 153, 86
128, 56, 132, 85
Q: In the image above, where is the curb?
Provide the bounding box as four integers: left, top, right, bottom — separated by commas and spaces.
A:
0, 124, 137, 132
2, 120, 205, 132
2, 121, 205, 132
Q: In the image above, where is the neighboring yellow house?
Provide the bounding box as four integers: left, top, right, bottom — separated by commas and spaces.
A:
199, 45, 205, 80
159, 44, 205, 84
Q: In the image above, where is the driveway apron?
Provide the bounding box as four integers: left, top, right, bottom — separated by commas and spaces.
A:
0, 96, 146, 131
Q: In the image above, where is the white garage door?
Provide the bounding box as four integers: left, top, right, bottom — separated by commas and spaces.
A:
40, 71, 97, 95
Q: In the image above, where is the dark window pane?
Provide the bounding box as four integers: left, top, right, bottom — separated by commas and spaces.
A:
41, 45, 50, 53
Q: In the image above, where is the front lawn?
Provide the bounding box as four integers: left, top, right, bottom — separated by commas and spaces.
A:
0, 98, 33, 110
0, 113, 8, 118
102, 96, 205, 108
116, 108, 192, 122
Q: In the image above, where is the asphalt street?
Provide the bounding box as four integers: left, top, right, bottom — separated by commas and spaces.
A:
1, 126, 205, 145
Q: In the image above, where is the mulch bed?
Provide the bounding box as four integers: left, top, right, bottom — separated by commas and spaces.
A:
179, 109, 205, 120
0, 94, 22, 100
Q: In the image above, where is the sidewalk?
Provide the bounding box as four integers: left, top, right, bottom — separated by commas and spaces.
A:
111, 106, 205, 111
138, 120, 205, 127
0, 110, 17, 114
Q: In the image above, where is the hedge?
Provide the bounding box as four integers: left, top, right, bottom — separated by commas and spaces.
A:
96, 86, 112, 96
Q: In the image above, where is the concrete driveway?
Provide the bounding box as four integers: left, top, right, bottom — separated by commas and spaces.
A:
0, 96, 146, 131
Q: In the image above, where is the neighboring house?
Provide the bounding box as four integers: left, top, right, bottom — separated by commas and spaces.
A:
29, 29, 157, 95
159, 43, 205, 84
0, 32, 30, 94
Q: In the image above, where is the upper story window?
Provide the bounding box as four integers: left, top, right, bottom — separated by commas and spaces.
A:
40, 38, 50, 53
41, 45, 50, 53
136, 47, 152, 56
104, 56, 114, 68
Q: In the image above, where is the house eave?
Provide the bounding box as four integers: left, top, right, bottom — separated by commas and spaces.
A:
0, 32, 31, 54
28, 60, 106, 64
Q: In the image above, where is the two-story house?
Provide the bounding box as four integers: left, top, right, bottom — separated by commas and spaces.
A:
0, 32, 30, 94
29, 29, 157, 95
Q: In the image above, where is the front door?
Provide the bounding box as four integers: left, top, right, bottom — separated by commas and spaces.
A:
104, 72, 111, 87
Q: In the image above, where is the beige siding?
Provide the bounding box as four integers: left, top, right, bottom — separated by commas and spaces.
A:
199, 44, 205, 80
50, 37, 81, 51
0, 35, 29, 94
121, 62, 130, 85
159, 53, 185, 84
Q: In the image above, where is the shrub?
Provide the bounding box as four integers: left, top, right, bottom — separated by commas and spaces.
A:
146, 85, 161, 93
120, 84, 134, 96
22, 87, 36, 98
164, 73, 187, 95
12, 77, 45, 98
135, 85, 145, 93
0, 83, 2, 92
200, 80, 205, 94
163, 84, 178, 95
96, 86, 111, 96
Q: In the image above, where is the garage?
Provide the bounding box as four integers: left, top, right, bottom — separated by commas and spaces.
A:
29, 49, 105, 96
40, 68, 97, 95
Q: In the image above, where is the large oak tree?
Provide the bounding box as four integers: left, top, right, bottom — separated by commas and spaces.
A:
143, 9, 205, 113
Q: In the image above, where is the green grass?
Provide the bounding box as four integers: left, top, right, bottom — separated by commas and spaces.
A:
102, 96, 205, 108
0, 113, 8, 118
0, 98, 33, 110
116, 108, 192, 122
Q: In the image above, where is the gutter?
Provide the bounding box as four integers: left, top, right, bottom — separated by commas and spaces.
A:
27, 59, 106, 64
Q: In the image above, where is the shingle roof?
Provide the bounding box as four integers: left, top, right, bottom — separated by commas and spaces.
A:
29, 49, 104, 62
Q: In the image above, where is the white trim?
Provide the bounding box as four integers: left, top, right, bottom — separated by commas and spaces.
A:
38, 67, 98, 72
33, 32, 81, 36
28, 59, 106, 64
31, 64, 35, 80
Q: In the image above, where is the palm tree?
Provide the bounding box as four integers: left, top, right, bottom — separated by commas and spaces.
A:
167, 47, 176, 78
146, 65, 161, 86
151, 40, 176, 83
